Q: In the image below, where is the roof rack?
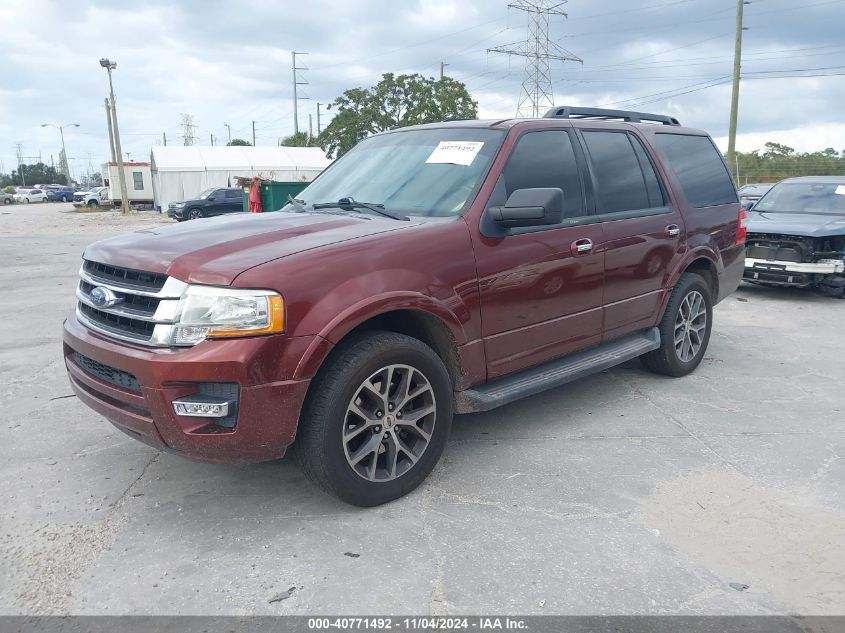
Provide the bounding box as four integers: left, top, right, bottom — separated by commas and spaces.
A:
544, 106, 681, 126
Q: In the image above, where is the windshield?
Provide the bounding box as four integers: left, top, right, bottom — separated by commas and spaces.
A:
198, 189, 215, 199
286, 127, 505, 217
754, 182, 845, 215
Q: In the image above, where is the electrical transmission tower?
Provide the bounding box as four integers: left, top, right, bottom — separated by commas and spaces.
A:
180, 113, 197, 146
488, 1, 582, 118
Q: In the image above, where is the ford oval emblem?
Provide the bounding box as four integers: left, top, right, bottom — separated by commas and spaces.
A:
90, 286, 123, 309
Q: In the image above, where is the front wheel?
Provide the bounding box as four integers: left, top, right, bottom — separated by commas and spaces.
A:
189, 208, 204, 219
297, 332, 453, 506
641, 272, 713, 377
87, 200, 98, 208
61, 195, 69, 202
23, 198, 30, 204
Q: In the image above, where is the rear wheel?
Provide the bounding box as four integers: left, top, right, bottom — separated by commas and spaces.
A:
3, 198, 10, 205
641, 272, 712, 377
297, 332, 453, 506
61, 195, 69, 202
189, 208, 204, 219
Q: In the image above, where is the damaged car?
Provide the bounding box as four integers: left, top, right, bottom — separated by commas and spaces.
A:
744, 176, 845, 297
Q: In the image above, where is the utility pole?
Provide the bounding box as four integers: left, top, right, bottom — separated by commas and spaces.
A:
488, 0, 582, 118
252, 120, 256, 146
210, 133, 215, 146
308, 114, 313, 142
99, 58, 130, 213
440, 61, 449, 79
316, 103, 323, 135
104, 98, 116, 162
224, 122, 232, 144
727, 0, 749, 180
162, 132, 167, 146
292, 51, 309, 135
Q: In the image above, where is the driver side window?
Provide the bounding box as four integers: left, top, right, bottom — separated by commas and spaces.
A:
503, 130, 586, 219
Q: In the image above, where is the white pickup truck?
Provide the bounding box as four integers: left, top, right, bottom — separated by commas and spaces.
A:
72, 187, 110, 208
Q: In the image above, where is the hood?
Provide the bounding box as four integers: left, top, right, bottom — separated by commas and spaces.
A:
746, 211, 845, 238
84, 211, 422, 286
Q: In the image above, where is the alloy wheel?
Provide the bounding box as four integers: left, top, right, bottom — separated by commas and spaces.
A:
342, 364, 436, 482
674, 290, 707, 362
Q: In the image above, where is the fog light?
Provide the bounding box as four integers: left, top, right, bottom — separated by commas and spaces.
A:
173, 396, 233, 418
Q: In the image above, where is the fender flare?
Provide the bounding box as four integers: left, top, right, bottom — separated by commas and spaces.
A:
293, 292, 469, 380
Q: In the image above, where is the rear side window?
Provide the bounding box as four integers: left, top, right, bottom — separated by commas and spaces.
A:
226, 189, 241, 199
503, 130, 586, 219
655, 134, 737, 207
582, 131, 664, 214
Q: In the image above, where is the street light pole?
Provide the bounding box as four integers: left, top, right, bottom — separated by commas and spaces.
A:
41, 122, 79, 182
100, 58, 130, 214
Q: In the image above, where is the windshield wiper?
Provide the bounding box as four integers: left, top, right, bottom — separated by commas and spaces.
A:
285, 195, 308, 212
312, 197, 409, 221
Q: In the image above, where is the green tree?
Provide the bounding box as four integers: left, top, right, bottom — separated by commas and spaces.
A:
280, 131, 319, 147
227, 138, 252, 146
1, 162, 67, 186
318, 73, 478, 158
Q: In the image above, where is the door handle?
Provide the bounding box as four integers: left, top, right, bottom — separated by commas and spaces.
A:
570, 238, 593, 256
664, 224, 681, 238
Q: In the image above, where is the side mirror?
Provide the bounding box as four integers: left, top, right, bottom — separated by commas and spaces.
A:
488, 188, 564, 229
207, 196, 216, 201
745, 201, 755, 211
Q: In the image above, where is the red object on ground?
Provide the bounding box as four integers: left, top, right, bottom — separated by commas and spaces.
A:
248, 178, 263, 213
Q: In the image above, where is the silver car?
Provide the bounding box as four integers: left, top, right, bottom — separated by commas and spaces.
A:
2, 191, 14, 205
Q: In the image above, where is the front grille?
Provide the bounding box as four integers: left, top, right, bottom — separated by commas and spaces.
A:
79, 303, 157, 339
746, 233, 817, 263
73, 194, 83, 202
83, 260, 167, 291
76, 259, 186, 346
72, 352, 141, 392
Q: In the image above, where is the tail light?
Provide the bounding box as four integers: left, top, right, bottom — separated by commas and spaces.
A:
736, 208, 748, 245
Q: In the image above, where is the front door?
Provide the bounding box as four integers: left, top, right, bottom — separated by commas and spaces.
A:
577, 129, 685, 340
470, 129, 605, 380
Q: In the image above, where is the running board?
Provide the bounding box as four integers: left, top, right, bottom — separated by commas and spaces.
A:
454, 328, 661, 414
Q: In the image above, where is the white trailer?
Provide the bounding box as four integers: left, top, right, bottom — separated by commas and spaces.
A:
102, 162, 154, 208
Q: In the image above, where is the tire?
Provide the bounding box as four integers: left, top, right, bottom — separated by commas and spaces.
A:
61, 195, 69, 202
87, 200, 98, 208
188, 208, 204, 219
3, 198, 10, 205
296, 331, 453, 506
640, 272, 713, 377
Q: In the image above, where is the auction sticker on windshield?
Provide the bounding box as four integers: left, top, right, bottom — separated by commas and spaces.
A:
835, 185, 845, 195
426, 141, 484, 166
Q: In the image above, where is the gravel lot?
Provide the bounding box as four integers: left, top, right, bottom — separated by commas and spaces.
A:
1, 202, 843, 616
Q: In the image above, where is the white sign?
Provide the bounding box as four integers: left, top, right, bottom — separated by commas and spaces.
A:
835, 185, 845, 195
426, 141, 484, 166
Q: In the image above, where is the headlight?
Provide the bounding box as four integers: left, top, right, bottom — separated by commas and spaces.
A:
171, 286, 285, 345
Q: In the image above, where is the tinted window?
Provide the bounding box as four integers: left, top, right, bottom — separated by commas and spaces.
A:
655, 134, 737, 207
630, 136, 665, 208
503, 130, 585, 218
226, 189, 241, 199
583, 131, 657, 214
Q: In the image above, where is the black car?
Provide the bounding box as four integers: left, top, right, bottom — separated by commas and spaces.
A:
167, 187, 244, 221
744, 176, 845, 297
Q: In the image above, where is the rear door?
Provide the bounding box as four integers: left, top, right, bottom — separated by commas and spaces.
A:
471, 128, 605, 379
207, 189, 228, 216
224, 188, 243, 213
577, 128, 685, 341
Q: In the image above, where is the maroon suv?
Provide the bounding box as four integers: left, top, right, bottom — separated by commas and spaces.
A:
63, 106, 745, 506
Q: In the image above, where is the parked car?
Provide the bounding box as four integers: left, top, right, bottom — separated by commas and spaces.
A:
72, 187, 109, 208
14, 188, 48, 203
167, 187, 244, 220
1, 191, 14, 205
744, 176, 845, 297
738, 183, 773, 208
63, 106, 744, 506
47, 186, 77, 202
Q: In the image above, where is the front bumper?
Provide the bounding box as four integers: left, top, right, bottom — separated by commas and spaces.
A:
744, 257, 845, 286
63, 314, 319, 464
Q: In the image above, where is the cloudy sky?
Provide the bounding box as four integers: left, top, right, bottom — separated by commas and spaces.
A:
1, 0, 843, 180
